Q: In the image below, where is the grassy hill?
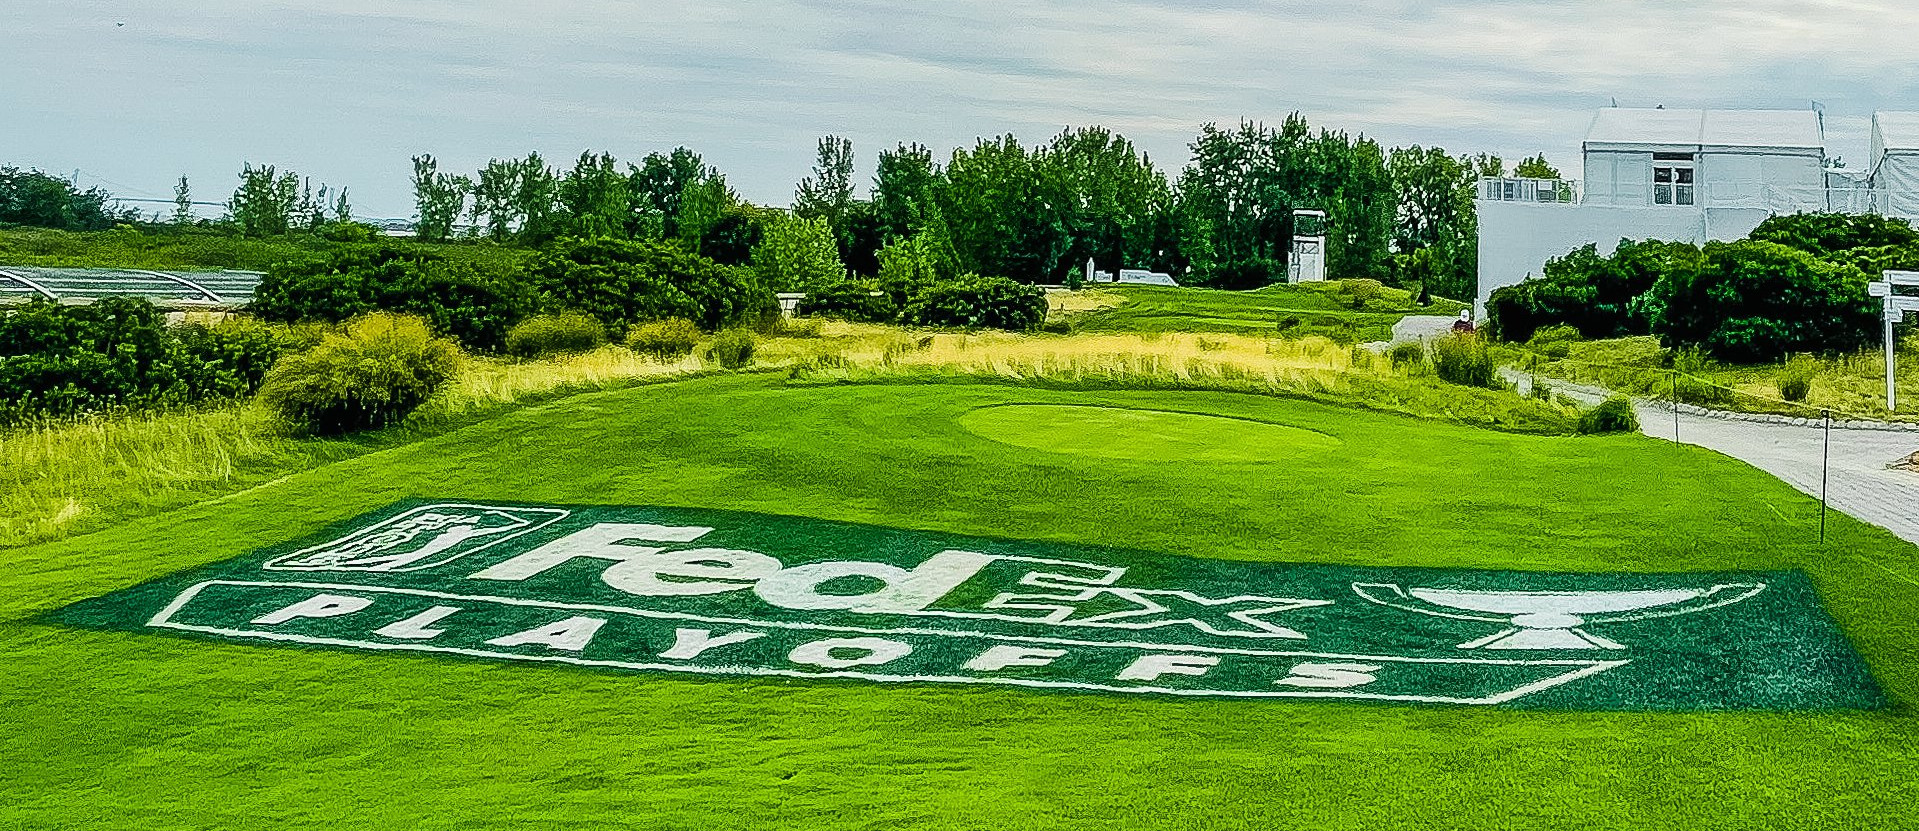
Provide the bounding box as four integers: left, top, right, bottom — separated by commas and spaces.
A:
4, 373, 1916, 829
1063, 282, 1467, 340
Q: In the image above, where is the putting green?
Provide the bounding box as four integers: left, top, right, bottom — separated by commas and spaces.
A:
958, 403, 1340, 462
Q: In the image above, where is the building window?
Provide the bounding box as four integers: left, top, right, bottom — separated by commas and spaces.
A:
1652, 154, 1695, 206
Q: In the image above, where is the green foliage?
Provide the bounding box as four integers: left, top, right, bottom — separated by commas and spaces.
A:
797, 281, 898, 323
938, 134, 1069, 283
469, 154, 559, 244
1525, 323, 1581, 357
794, 136, 856, 235
873, 143, 941, 240
751, 212, 845, 292
1388, 340, 1426, 370
558, 152, 632, 240
629, 147, 715, 240
1777, 355, 1818, 402
1430, 333, 1500, 388
504, 312, 608, 359
531, 236, 773, 334
0, 298, 287, 424
1668, 349, 1733, 406
250, 245, 534, 353
1386, 145, 1477, 299
875, 233, 955, 307
1578, 395, 1639, 434
1335, 278, 1385, 310
1639, 240, 1877, 363
1487, 240, 1701, 342
1044, 126, 1174, 282
903, 275, 1048, 331
1512, 154, 1561, 179
703, 329, 756, 369
256, 313, 459, 435
623, 318, 703, 361
0, 167, 129, 231
1747, 212, 1919, 257
410, 155, 470, 243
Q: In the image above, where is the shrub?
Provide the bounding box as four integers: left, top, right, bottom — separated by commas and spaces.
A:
1777, 356, 1819, 402
255, 313, 459, 435
0, 297, 288, 424
1337, 278, 1384, 310
530, 237, 776, 334
504, 312, 607, 358
1388, 340, 1427, 370
704, 329, 756, 369
250, 244, 534, 352
1637, 240, 1877, 363
797, 281, 898, 323
903, 275, 1048, 331
1747, 212, 1919, 258
1486, 240, 1701, 342
1431, 333, 1500, 388
624, 318, 702, 361
1578, 395, 1639, 435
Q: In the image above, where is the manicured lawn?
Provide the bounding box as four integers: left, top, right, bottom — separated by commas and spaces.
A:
1068, 283, 1465, 340
4, 374, 1917, 829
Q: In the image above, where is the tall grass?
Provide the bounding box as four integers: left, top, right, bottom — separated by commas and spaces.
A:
1, 324, 1577, 549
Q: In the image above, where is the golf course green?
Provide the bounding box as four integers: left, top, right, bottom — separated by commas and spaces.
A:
5, 374, 1917, 829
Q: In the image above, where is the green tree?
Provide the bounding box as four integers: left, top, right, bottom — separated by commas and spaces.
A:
751, 211, 845, 292
0, 168, 126, 231
794, 135, 855, 231
471, 157, 527, 241
559, 152, 632, 239
172, 176, 193, 225
513, 153, 560, 245
1043, 126, 1172, 279
1637, 240, 1877, 362
938, 134, 1069, 282
677, 173, 737, 250
411, 154, 469, 243
1466, 153, 1504, 178
630, 147, 712, 238
1513, 154, 1561, 179
230, 163, 300, 237
873, 143, 940, 241
1388, 145, 1477, 299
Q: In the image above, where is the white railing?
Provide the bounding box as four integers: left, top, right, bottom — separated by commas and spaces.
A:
1478, 177, 1578, 203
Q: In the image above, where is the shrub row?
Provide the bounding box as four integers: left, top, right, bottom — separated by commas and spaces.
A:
796, 274, 1047, 331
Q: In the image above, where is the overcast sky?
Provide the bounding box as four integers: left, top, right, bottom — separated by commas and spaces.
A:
10, 0, 1919, 220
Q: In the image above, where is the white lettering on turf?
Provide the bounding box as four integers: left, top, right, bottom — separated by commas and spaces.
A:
788, 637, 913, 669
250, 593, 372, 625
466, 524, 731, 588
753, 550, 996, 613
373, 605, 463, 640
964, 645, 1069, 672
1274, 662, 1382, 689
484, 616, 607, 651
1116, 654, 1220, 682
659, 627, 767, 660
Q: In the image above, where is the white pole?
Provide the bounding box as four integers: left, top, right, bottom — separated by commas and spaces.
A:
1888, 307, 1899, 413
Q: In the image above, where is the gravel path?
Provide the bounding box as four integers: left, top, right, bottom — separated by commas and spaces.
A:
1503, 369, 1919, 545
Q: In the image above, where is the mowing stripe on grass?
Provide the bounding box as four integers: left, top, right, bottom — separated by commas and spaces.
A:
48, 499, 1883, 711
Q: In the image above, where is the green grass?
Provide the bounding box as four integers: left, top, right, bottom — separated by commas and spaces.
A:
1066, 282, 1467, 341
1505, 335, 1919, 421
4, 374, 1918, 829
0, 226, 534, 274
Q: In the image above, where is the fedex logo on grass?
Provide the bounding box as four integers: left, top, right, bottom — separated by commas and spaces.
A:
56, 500, 1875, 709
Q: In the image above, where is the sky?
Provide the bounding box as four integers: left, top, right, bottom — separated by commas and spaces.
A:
10, 0, 1919, 221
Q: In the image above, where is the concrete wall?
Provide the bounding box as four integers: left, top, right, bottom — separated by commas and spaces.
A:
1474, 202, 1771, 315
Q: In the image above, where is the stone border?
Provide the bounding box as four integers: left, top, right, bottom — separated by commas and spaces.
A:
1642, 400, 1919, 432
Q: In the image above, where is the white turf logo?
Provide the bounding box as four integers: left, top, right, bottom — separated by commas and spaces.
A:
1351, 583, 1766, 650
266, 504, 570, 573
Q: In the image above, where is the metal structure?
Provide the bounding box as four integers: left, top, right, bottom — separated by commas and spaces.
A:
1869, 270, 1919, 411
0, 267, 264, 308
1288, 209, 1327, 283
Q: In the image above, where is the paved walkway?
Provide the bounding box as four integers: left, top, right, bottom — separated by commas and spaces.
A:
1505, 370, 1919, 545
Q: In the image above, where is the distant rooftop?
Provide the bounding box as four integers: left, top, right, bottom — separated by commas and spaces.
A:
0, 267, 264, 307
1584, 108, 1824, 153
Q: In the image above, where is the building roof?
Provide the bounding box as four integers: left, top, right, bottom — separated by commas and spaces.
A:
1584, 108, 1823, 153
1873, 112, 1919, 154
0, 266, 263, 306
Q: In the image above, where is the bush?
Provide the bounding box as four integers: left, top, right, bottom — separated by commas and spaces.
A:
1637, 240, 1878, 363
1578, 396, 1639, 434
1336, 278, 1384, 310
624, 318, 702, 361
0, 298, 286, 424
1486, 240, 1700, 342
1747, 212, 1919, 258
797, 281, 898, 323
530, 237, 776, 334
1388, 340, 1427, 370
903, 275, 1048, 331
1431, 333, 1500, 388
504, 312, 607, 358
1777, 356, 1819, 402
250, 244, 534, 352
256, 313, 459, 435
704, 329, 756, 369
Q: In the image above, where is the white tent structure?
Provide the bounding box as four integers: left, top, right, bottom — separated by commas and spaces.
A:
1869, 112, 1919, 219
1581, 108, 1826, 211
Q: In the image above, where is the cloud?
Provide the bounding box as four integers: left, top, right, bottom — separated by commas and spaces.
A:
5, 0, 1918, 216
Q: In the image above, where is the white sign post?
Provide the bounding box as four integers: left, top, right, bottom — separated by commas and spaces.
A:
1868, 271, 1919, 411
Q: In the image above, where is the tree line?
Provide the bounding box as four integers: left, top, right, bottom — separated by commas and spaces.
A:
4, 116, 1564, 301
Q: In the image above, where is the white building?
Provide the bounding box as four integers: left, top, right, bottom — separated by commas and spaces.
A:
1474, 107, 1907, 315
